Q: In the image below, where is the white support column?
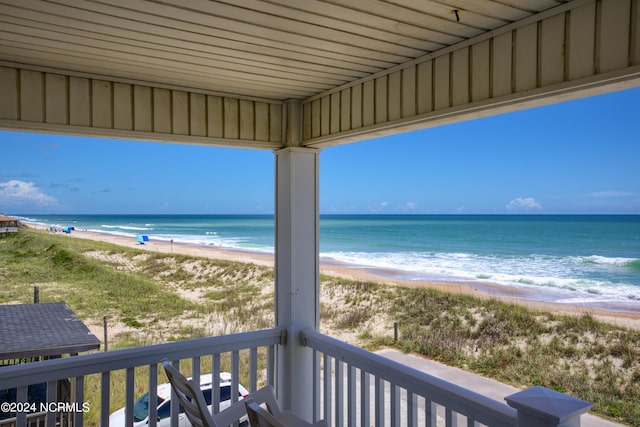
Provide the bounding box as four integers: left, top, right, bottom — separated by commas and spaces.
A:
274, 146, 320, 421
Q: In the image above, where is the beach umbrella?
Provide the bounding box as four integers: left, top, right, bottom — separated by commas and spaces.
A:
137, 235, 149, 244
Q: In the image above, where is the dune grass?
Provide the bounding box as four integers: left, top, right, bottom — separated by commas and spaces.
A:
0, 230, 274, 340
1, 228, 639, 426
386, 288, 640, 423
0, 231, 192, 321
322, 276, 640, 425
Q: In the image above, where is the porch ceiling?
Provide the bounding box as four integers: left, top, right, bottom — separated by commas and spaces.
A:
0, 0, 570, 101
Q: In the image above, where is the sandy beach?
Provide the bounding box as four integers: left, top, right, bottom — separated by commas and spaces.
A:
30, 224, 640, 330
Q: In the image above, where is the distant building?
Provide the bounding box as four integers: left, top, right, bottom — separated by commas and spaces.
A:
0, 215, 19, 237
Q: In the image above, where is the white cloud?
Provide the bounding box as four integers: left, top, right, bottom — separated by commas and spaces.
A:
506, 197, 542, 211
396, 201, 417, 212
589, 191, 634, 198
0, 180, 58, 206
365, 201, 389, 213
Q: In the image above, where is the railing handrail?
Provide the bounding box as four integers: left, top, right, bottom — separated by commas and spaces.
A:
0, 327, 285, 388
301, 328, 517, 426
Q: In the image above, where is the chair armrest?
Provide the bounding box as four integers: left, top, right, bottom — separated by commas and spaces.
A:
245, 399, 287, 427
212, 398, 248, 427
245, 386, 328, 427
248, 385, 284, 418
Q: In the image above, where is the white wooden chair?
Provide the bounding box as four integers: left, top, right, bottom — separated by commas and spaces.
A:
160, 359, 248, 427
243, 385, 327, 427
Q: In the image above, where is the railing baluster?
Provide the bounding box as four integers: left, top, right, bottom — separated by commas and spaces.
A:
360, 369, 370, 427
323, 354, 332, 423
375, 376, 384, 427
15, 385, 27, 427
231, 351, 240, 427
192, 356, 201, 385
100, 372, 110, 427
213, 353, 221, 414
425, 399, 432, 427
347, 364, 356, 427
169, 361, 179, 427
249, 347, 258, 392
391, 383, 400, 427
334, 359, 343, 427
231, 351, 240, 404
312, 350, 321, 423
407, 391, 417, 427
73, 375, 85, 427
45, 379, 57, 426
194, 354, 207, 423
148, 363, 158, 427
125, 367, 135, 427
267, 345, 275, 387
446, 407, 453, 426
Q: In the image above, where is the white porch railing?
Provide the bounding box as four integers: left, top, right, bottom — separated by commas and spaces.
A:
301, 329, 592, 427
0, 328, 284, 427
1, 327, 592, 427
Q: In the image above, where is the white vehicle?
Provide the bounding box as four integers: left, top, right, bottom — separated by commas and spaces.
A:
109, 372, 250, 427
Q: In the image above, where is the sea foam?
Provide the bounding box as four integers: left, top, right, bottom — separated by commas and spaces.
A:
322, 250, 640, 304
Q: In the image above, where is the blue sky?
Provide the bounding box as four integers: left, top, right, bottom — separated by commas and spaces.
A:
1, 87, 639, 215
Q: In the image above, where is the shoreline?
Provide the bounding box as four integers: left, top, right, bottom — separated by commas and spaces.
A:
27, 223, 640, 329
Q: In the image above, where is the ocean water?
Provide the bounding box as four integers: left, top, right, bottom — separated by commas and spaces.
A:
17, 214, 640, 311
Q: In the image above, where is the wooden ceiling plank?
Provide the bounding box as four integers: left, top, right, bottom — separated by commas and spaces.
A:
0, 16, 369, 81
317, 0, 480, 38
415, 0, 533, 21
0, 22, 354, 86
154, 0, 431, 56
490, 0, 567, 14
266, 0, 454, 43
0, 49, 332, 97
215, 0, 446, 51
0, 0, 589, 104
0, 15, 383, 77
0, 13, 374, 78
383, 0, 509, 29
0, 46, 322, 99
46, 0, 416, 63
0, 0, 399, 69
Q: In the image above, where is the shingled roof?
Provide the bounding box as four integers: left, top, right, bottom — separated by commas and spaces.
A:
0, 303, 100, 360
